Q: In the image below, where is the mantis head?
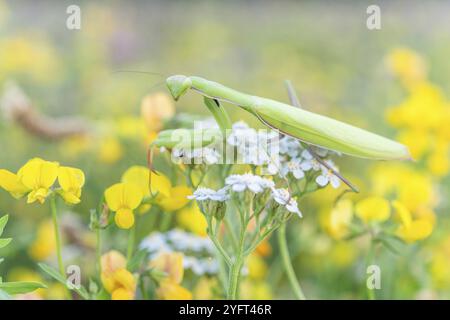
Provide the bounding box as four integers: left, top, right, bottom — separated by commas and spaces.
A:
166, 75, 192, 100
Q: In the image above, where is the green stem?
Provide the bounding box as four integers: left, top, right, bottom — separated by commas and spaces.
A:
96, 227, 102, 278
227, 257, 243, 300
127, 223, 136, 261
159, 212, 173, 232
50, 195, 70, 299
277, 223, 306, 300
227, 198, 248, 300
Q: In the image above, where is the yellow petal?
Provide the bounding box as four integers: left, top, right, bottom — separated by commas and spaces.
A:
115, 208, 135, 229
149, 252, 184, 284
122, 166, 151, 197
112, 288, 133, 300
18, 158, 59, 190
113, 268, 136, 292
355, 196, 390, 223
122, 166, 171, 198
58, 166, 85, 192
57, 190, 81, 204
140, 93, 175, 131
101, 250, 127, 275
156, 280, 192, 300
157, 186, 191, 212
396, 219, 433, 243
104, 182, 143, 212
176, 204, 207, 236
27, 188, 50, 204
392, 200, 412, 228
0, 169, 29, 198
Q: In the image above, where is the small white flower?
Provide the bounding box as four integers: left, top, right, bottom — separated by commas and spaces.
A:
301, 149, 313, 160
188, 187, 229, 201
315, 162, 341, 189
272, 188, 302, 217
225, 173, 274, 193
300, 158, 321, 171
279, 136, 302, 158
280, 158, 305, 179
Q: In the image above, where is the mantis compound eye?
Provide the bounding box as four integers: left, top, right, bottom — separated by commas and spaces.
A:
166, 75, 192, 100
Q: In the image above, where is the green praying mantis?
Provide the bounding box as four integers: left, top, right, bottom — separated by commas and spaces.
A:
153, 75, 411, 191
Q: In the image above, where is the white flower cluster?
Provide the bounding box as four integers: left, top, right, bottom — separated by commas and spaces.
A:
188, 187, 229, 201
272, 188, 302, 216
225, 173, 275, 193
228, 121, 279, 167
189, 172, 302, 217
139, 229, 219, 276
165, 119, 341, 189
172, 147, 221, 165
278, 136, 341, 189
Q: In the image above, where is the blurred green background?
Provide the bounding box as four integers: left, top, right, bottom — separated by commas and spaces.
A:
1, 0, 449, 299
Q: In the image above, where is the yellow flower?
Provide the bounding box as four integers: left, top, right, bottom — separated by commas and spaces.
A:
156, 280, 193, 300
121, 166, 171, 198
101, 250, 136, 300
240, 280, 272, 300
150, 252, 192, 300
0, 158, 59, 204
104, 182, 143, 229
0, 169, 30, 199
98, 137, 123, 164
119, 166, 189, 216
385, 47, 426, 89
397, 129, 429, 160
370, 163, 436, 212
28, 219, 56, 261
0, 35, 60, 83
157, 186, 191, 212
427, 146, 450, 177
392, 201, 432, 243
57, 166, 85, 204
355, 196, 390, 224
140, 92, 175, 131
19, 158, 59, 204
323, 199, 353, 239
193, 277, 218, 300
176, 204, 207, 236
149, 252, 184, 284
247, 254, 268, 280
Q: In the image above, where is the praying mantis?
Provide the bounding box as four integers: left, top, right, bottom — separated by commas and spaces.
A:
154, 75, 411, 191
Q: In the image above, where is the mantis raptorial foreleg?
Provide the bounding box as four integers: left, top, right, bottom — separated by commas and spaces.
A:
284, 80, 359, 193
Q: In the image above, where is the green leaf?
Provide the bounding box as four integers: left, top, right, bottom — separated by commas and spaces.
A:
38, 262, 66, 283
38, 263, 89, 300
127, 249, 148, 272
0, 238, 12, 249
0, 281, 47, 294
0, 214, 9, 236
0, 258, 4, 265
